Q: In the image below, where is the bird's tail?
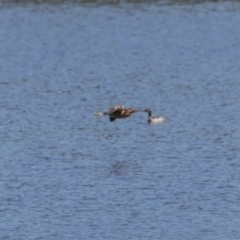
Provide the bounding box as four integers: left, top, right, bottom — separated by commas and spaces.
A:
95, 112, 105, 116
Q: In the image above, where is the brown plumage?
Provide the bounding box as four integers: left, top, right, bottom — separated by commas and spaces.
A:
95, 106, 139, 122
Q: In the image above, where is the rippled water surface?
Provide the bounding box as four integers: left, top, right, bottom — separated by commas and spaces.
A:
1, 1, 240, 239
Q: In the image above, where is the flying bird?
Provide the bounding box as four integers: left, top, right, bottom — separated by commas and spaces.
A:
95, 105, 139, 122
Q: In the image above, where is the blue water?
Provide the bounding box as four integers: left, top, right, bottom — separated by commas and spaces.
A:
0, 1, 240, 239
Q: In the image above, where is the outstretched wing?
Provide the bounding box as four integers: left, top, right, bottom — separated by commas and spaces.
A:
110, 117, 116, 122
107, 105, 124, 115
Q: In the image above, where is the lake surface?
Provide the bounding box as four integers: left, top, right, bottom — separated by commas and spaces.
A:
0, 1, 240, 239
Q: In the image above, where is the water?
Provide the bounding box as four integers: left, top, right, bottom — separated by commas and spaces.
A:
0, 1, 240, 239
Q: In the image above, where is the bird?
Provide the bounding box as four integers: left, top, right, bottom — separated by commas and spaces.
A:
95, 106, 139, 122
143, 109, 165, 123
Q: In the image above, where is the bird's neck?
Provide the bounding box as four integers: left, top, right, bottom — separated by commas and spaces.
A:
148, 111, 152, 117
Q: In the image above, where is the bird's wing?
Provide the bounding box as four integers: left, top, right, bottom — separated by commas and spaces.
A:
107, 105, 124, 115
